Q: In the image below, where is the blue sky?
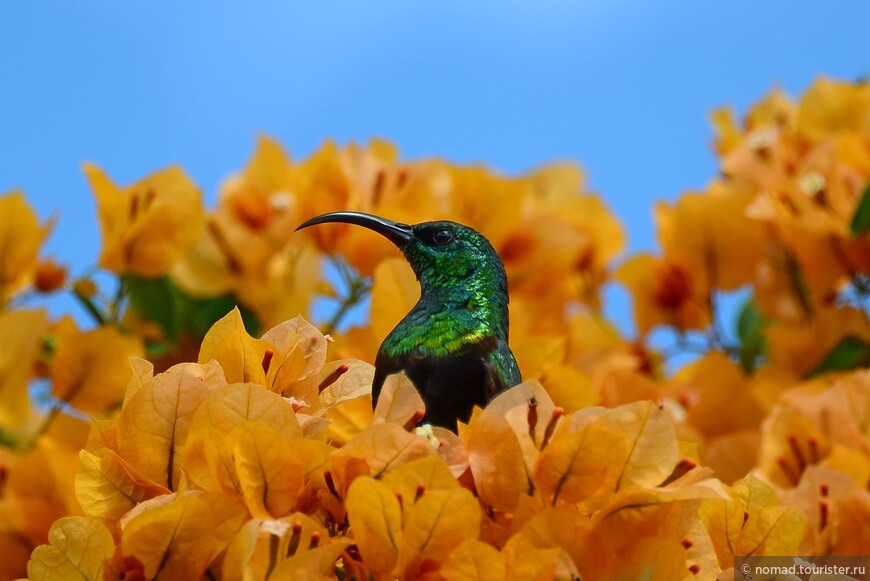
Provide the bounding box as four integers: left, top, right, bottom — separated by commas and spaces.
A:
2, 1, 868, 335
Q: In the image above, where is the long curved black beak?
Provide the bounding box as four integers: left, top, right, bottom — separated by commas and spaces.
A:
295, 211, 415, 247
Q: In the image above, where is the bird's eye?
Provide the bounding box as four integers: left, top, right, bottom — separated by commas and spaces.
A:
432, 229, 453, 246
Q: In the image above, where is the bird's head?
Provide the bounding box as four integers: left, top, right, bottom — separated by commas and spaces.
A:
295, 212, 507, 292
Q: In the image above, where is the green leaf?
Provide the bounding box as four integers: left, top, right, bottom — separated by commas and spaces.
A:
124, 275, 262, 355
184, 294, 261, 339
736, 297, 767, 372
850, 181, 870, 236
808, 336, 870, 377
0, 429, 17, 449
125, 275, 184, 349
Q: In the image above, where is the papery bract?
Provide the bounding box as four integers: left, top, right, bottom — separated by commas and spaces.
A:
700, 475, 805, 567
85, 164, 204, 277
466, 381, 556, 513
197, 307, 271, 384
27, 516, 114, 581
52, 318, 144, 414
0, 309, 47, 428
116, 360, 225, 490
0, 190, 52, 300
121, 492, 246, 580
228, 421, 305, 519
346, 477, 403, 577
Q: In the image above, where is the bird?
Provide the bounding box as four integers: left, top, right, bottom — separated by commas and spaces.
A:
296, 211, 521, 430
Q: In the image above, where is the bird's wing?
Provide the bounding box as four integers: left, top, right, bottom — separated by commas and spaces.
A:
483, 339, 522, 401
372, 350, 405, 407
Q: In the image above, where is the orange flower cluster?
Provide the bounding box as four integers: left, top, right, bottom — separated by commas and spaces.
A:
621, 79, 870, 333
0, 77, 867, 580
170, 137, 623, 332
26, 312, 806, 580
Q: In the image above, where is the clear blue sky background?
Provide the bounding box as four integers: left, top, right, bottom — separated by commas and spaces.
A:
2, 1, 868, 336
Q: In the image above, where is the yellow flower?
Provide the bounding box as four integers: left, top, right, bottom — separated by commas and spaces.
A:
795, 78, 870, 143
616, 253, 709, 335
503, 165, 624, 311
234, 239, 322, 328
299, 140, 463, 278
710, 78, 870, 318
0, 309, 48, 428
84, 163, 204, 277
765, 305, 870, 379
745, 87, 795, 131
51, 317, 144, 414
656, 181, 765, 292
712, 88, 794, 164
0, 190, 53, 303
208, 136, 301, 276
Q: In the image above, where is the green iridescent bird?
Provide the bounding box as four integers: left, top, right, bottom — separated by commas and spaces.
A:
296, 212, 521, 430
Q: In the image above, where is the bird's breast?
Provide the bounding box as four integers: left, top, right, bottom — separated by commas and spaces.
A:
384, 308, 494, 359
392, 336, 501, 428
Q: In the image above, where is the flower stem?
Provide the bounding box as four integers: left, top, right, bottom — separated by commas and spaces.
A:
324, 276, 372, 335
71, 285, 107, 326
